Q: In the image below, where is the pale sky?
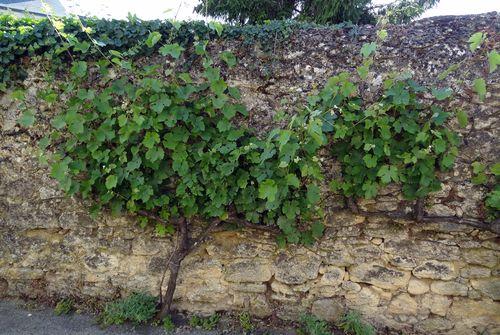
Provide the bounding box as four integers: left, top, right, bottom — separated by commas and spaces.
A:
60, 0, 499, 21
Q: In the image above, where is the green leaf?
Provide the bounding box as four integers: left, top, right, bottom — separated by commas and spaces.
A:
286, 174, 300, 188
377, 29, 388, 41
146, 31, 161, 48
433, 138, 447, 154
471, 161, 485, 174
456, 109, 468, 128
11, 89, 25, 101
468, 32, 485, 52
473, 78, 486, 101
51, 114, 66, 129
485, 189, 500, 210
431, 87, 453, 100
258, 179, 278, 202
488, 50, 499, 73
377, 165, 399, 184
490, 163, 500, 176
471, 173, 487, 185
441, 153, 456, 169
362, 181, 378, 199
105, 175, 118, 189
159, 43, 185, 59
209, 21, 223, 36
360, 42, 377, 58
155, 223, 174, 237
18, 110, 35, 127
50, 161, 68, 182
220, 51, 236, 67
363, 154, 377, 168
306, 184, 321, 205
143, 131, 160, 149
311, 221, 324, 239
71, 61, 87, 78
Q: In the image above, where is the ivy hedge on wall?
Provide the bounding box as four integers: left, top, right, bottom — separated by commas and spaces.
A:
0, 14, 340, 84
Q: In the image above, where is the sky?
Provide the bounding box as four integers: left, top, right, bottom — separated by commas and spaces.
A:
59, 0, 500, 21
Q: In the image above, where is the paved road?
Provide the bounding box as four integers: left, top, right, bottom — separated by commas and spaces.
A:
0, 300, 207, 335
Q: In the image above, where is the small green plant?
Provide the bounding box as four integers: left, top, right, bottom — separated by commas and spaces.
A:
54, 298, 73, 316
189, 313, 220, 331
298, 314, 330, 335
339, 311, 375, 335
162, 315, 176, 332
239, 312, 254, 333
98, 292, 157, 326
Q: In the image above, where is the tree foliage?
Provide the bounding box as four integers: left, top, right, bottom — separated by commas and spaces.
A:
194, 0, 440, 25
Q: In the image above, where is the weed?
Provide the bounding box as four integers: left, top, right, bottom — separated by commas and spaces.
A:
98, 292, 157, 326
298, 314, 330, 335
239, 312, 254, 333
189, 313, 220, 331
162, 315, 176, 332
339, 311, 375, 335
54, 299, 73, 316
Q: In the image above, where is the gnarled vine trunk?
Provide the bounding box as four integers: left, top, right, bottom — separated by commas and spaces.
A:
157, 217, 189, 319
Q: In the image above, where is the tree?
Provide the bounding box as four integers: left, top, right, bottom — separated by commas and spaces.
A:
194, 0, 440, 25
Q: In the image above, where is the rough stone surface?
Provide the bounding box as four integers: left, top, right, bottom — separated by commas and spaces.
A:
412, 261, 457, 280
1, 13, 500, 335
387, 293, 418, 315
430, 281, 469, 296
471, 278, 500, 300
349, 263, 410, 290
311, 299, 345, 322
407, 278, 430, 295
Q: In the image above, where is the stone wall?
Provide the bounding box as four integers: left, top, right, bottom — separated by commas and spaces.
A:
1, 13, 499, 335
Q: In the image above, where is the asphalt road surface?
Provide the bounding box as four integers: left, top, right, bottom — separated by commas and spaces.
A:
0, 300, 209, 335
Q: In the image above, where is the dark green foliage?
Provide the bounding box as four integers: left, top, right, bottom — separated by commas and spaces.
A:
300, 0, 374, 25
195, 0, 439, 25
339, 311, 375, 335
314, 72, 459, 200
0, 14, 335, 84
98, 292, 157, 326
380, 0, 440, 23
40, 34, 326, 246
195, 0, 296, 24
189, 314, 220, 330
298, 314, 330, 335
54, 299, 73, 316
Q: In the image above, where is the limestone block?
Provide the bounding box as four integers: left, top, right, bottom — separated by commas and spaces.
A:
463, 248, 498, 268
471, 278, 500, 300
224, 259, 273, 283
389, 255, 417, 270
271, 280, 294, 296
311, 298, 345, 322
460, 265, 491, 278
131, 237, 164, 255
412, 260, 457, 280
415, 317, 454, 333
319, 267, 345, 287
387, 293, 418, 315
430, 281, 468, 296
341, 281, 361, 292
349, 262, 410, 290
407, 278, 429, 295
274, 253, 321, 285
345, 287, 380, 310
422, 294, 451, 316
449, 299, 500, 331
